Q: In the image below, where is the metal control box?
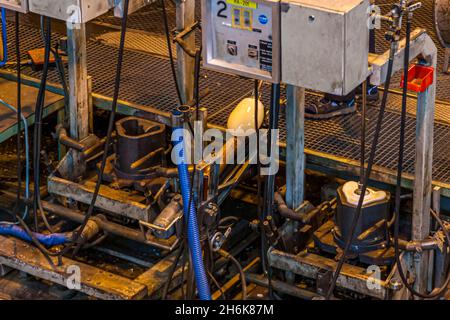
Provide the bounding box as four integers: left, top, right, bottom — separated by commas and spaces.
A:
0, 0, 29, 12
114, 0, 156, 17
29, 0, 113, 23
281, 0, 369, 95
201, 0, 280, 82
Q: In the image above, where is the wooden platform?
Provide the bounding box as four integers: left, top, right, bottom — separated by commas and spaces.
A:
0, 78, 64, 143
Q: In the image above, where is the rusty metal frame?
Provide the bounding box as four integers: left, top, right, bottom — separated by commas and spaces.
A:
0, 234, 189, 300
268, 247, 393, 299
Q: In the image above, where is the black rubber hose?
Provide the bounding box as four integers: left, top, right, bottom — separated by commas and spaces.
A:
162, 241, 185, 299
218, 249, 247, 300
69, 0, 130, 255
207, 269, 226, 300
14, 12, 22, 216
264, 83, 280, 299
254, 80, 265, 274
52, 44, 69, 123
325, 42, 397, 300
32, 16, 52, 232
194, 47, 201, 118
160, 0, 183, 106
393, 17, 450, 299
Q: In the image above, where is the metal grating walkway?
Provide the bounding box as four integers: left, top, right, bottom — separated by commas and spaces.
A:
1, 1, 450, 191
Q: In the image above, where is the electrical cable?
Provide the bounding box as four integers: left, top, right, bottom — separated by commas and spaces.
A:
32, 15, 52, 233
325, 40, 397, 300
38, 18, 70, 233
254, 80, 264, 273
218, 216, 239, 230
14, 12, 23, 219
69, 0, 130, 256
38, 199, 55, 232
218, 249, 247, 300
393, 16, 450, 299
180, 245, 188, 299
207, 269, 226, 300
160, 0, 184, 106
264, 83, 281, 298
39, 15, 69, 116
162, 241, 185, 299
254, 80, 275, 297
194, 47, 201, 119
52, 44, 69, 124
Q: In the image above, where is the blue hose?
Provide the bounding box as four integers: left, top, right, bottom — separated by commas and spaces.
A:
0, 224, 70, 247
0, 8, 8, 67
173, 125, 211, 300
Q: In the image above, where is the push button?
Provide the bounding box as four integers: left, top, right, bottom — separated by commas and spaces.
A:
227, 43, 238, 56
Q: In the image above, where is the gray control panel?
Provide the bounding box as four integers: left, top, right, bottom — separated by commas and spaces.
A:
201, 0, 280, 82
28, 0, 112, 23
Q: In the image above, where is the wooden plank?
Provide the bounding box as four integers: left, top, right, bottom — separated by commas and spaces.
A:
0, 235, 147, 300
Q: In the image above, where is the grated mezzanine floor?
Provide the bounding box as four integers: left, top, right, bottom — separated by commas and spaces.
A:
1, 0, 450, 190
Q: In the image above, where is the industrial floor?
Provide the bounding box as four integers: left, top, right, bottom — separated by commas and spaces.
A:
1, 0, 450, 195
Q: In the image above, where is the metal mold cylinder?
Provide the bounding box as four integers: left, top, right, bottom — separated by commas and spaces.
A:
333, 185, 390, 253
115, 116, 165, 178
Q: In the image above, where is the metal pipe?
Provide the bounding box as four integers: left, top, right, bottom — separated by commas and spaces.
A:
55, 125, 85, 152
274, 192, 335, 225
41, 201, 141, 239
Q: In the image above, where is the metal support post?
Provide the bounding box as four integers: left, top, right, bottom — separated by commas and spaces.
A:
175, 0, 196, 104
66, 22, 90, 178
411, 50, 437, 294
67, 22, 90, 141
285, 85, 306, 210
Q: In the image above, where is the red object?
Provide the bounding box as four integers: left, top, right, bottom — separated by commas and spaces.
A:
400, 64, 434, 93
